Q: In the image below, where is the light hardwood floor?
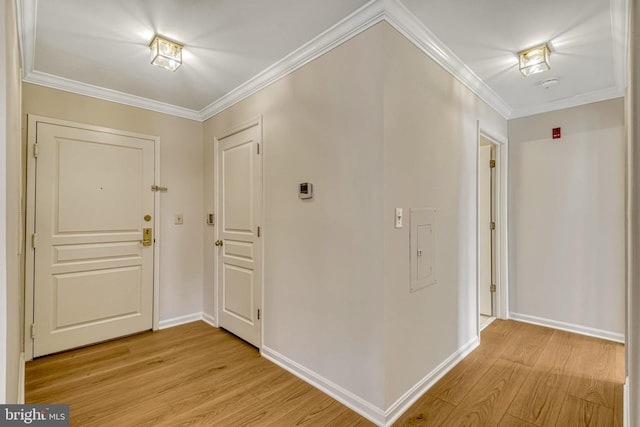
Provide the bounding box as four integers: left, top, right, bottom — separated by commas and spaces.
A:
395, 319, 625, 426
26, 320, 624, 426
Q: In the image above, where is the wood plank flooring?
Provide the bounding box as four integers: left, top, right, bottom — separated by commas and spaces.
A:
26, 320, 624, 426
395, 320, 624, 426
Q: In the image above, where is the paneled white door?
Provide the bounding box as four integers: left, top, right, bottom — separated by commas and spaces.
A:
31, 121, 155, 357
216, 122, 262, 347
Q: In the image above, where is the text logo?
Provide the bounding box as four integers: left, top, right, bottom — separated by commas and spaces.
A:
0, 405, 69, 426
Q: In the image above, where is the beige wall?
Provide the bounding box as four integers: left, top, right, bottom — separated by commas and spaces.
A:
508, 98, 625, 337
204, 22, 386, 409
204, 21, 507, 416
1, 0, 23, 403
22, 84, 205, 324
382, 24, 506, 407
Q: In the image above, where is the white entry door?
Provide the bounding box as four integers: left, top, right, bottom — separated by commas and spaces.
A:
216, 121, 262, 347
30, 120, 155, 357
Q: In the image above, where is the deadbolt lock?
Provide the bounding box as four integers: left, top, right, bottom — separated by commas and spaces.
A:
141, 228, 153, 246
144, 214, 152, 222
214, 240, 223, 247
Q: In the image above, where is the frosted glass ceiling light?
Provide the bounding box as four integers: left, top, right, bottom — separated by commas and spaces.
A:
149, 35, 182, 72
518, 44, 550, 77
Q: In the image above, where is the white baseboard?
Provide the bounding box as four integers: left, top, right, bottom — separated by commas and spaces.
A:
509, 312, 625, 343
202, 313, 216, 328
17, 352, 25, 404
261, 346, 386, 426
624, 378, 629, 427
480, 316, 497, 331
158, 312, 204, 330
384, 337, 480, 425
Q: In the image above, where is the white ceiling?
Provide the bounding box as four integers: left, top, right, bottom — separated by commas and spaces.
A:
17, 0, 627, 121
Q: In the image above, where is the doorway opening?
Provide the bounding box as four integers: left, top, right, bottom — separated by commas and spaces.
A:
477, 126, 508, 335
479, 137, 496, 329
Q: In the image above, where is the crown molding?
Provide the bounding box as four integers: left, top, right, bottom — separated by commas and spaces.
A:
17, 0, 202, 121
610, 0, 629, 92
198, 0, 386, 120
199, 0, 513, 120
15, 0, 34, 72
15, 0, 630, 122
381, 0, 512, 119
23, 70, 203, 121
18, 0, 543, 122
509, 86, 624, 119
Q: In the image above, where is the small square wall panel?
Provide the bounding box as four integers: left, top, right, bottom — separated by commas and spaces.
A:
410, 208, 437, 292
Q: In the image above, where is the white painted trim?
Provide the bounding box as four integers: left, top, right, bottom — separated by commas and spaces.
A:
158, 312, 203, 330
202, 313, 216, 328
24, 115, 37, 362
383, 0, 511, 119
17, 352, 25, 404
215, 116, 262, 140
384, 338, 480, 426
15, 0, 34, 73
23, 72, 202, 121
23, 115, 161, 360
611, 0, 630, 92
510, 312, 625, 343
624, 378, 629, 427
16, 0, 631, 122
509, 88, 625, 119
480, 316, 497, 331
199, 1, 386, 120
261, 345, 386, 426
152, 135, 161, 331
213, 134, 220, 332
477, 126, 510, 335
17, 0, 516, 122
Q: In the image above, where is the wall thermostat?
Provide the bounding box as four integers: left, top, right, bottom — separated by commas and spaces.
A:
299, 182, 313, 199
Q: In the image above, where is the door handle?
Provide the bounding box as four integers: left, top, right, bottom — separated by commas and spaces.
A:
141, 228, 153, 246
214, 240, 223, 247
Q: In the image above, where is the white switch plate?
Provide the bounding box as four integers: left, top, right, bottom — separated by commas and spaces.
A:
175, 213, 184, 225
395, 208, 403, 228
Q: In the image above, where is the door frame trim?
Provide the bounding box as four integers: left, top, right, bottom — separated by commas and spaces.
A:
476, 123, 509, 337
213, 115, 264, 347
24, 115, 161, 360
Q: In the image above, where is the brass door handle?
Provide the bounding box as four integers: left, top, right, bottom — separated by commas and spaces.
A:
214, 240, 223, 247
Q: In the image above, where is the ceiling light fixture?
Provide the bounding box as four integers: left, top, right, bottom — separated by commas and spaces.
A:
518, 43, 550, 77
149, 35, 183, 72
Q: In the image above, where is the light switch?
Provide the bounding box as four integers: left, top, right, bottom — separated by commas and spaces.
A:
395, 208, 403, 228
175, 213, 184, 225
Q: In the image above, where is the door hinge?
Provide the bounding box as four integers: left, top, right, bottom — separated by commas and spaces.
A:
257, 309, 261, 320
33, 144, 39, 158
31, 324, 36, 339
490, 159, 496, 168
151, 185, 168, 193
257, 143, 260, 155
490, 284, 497, 293
31, 233, 36, 248
257, 226, 261, 237
490, 221, 496, 230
